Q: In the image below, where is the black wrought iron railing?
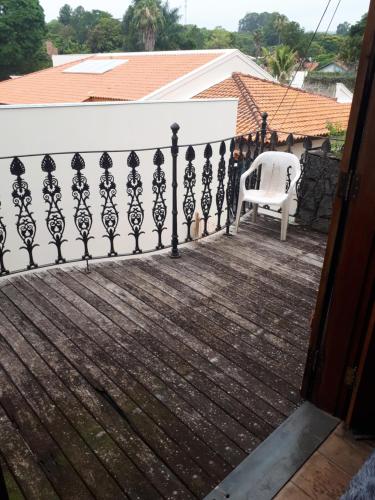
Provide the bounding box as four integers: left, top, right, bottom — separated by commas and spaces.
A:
0, 113, 341, 277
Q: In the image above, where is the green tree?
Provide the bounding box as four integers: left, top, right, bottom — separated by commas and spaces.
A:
340, 14, 367, 69
0, 0, 50, 80
232, 32, 255, 55
70, 6, 111, 45
336, 22, 351, 36
205, 27, 234, 49
58, 4, 72, 25
87, 17, 123, 52
155, 2, 182, 50
273, 14, 288, 44
132, 0, 164, 51
280, 21, 306, 55
267, 45, 297, 83
47, 19, 83, 53
253, 29, 264, 59
177, 24, 209, 50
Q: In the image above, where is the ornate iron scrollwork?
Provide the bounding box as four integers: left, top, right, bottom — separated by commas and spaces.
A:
71, 153, 93, 260
127, 150, 144, 254
41, 155, 66, 264
152, 149, 167, 250
99, 152, 119, 257
201, 143, 213, 237
216, 141, 226, 230
0, 202, 9, 275
183, 145, 196, 242
10, 157, 38, 269
225, 138, 236, 234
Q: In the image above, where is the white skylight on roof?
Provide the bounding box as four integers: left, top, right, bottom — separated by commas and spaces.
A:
64, 59, 127, 74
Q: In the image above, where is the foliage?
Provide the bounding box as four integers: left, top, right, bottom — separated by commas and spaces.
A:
326, 122, 346, 158
266, 45, 297, 83
339, 14, 367, 70
131, 0, 164, 51
336, 22, 351, 36
1, 1, 366, 80
48, 5, 115, 53
0, 0, 50, 80
87, 17, 123, 53
305, 71, 356, 91
205, 27, 234, 49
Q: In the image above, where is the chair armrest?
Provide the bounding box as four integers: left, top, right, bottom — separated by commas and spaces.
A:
239, 163, 259, 191
286, 166, 302, 197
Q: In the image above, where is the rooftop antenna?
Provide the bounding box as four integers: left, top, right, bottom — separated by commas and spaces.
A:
184, 0, 187, 25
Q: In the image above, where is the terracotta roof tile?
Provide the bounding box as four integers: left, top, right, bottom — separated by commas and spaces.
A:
194, 72, 351, 141
0, 52, 222, 104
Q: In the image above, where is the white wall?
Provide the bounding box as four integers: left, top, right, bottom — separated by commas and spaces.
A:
0, 99, 237, 274
336, 83, 353, 104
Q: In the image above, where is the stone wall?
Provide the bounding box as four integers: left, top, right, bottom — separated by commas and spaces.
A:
296, 150, 340, 233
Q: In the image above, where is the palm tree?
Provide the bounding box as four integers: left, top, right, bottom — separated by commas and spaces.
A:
253, 29, 263, 60
273, 15, 288, 45
133, 0, 164, 51
269, 45, 297, 83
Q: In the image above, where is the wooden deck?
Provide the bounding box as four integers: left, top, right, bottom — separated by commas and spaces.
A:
0, 216, 326, 500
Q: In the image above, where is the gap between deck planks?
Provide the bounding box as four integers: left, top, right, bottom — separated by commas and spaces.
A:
0, 216, 326, 499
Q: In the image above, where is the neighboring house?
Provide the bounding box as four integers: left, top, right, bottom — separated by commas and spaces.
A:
0, 49, 273, 105
317, 61, 348, 73
291, 72, 354, 104
194, 72, 351, 144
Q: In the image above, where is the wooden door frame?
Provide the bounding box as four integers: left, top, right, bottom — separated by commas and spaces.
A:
301, 0, 375, 419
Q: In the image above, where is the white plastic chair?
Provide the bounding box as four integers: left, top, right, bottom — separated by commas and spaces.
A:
234, 151, 301, 241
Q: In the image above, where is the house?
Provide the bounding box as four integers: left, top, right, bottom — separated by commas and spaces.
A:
194, 72, 351, 142
317, 60, 348, 73
0, 49, 273, 105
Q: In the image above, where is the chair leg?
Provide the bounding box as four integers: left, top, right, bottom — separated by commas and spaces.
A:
234, 196, 243, 233
281, 203, 289, 241
252, 203, 258, 223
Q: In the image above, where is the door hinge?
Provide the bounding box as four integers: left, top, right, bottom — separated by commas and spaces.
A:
337, 171, 360, 201
345, 366, 358, 387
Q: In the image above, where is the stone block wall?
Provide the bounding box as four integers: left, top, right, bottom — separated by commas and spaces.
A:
296, 150, 340, 233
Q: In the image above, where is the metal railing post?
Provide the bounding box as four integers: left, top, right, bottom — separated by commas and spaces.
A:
170, 123, 180, 258
260, 112, 268, 153
256, 112, 268, 191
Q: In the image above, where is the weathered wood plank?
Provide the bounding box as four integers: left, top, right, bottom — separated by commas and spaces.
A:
125, 261, 306, 369
0, 302, 128, 500
0, 406, 59, 500
99, 262, 301, 393
109, 261, 304, 380
0, 284, 199, 499
0, 456, 25, 500
76, 267, 296, 417
12, 275, 225, 497
189, 243, 314, 313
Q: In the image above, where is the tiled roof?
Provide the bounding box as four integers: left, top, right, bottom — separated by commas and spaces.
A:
195, 72, 352, 140
0, 52, 222, 104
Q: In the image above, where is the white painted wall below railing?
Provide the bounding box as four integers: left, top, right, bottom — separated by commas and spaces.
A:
0, 99, 238, 274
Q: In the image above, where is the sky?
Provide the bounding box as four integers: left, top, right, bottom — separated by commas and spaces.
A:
40, 0, 370, 32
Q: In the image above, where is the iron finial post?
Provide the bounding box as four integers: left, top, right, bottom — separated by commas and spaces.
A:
170, 123, 180, 258
260, 112, 268, 153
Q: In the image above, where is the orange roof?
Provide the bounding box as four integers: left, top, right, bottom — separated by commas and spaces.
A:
195, 72, 351, 140
0, 52, 222, 104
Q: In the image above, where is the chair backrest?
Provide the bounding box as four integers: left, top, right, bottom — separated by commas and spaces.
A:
252, 152, 301, 194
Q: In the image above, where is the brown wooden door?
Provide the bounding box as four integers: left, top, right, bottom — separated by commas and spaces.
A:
302, 0, 375, 423
346, 299, 375, 432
